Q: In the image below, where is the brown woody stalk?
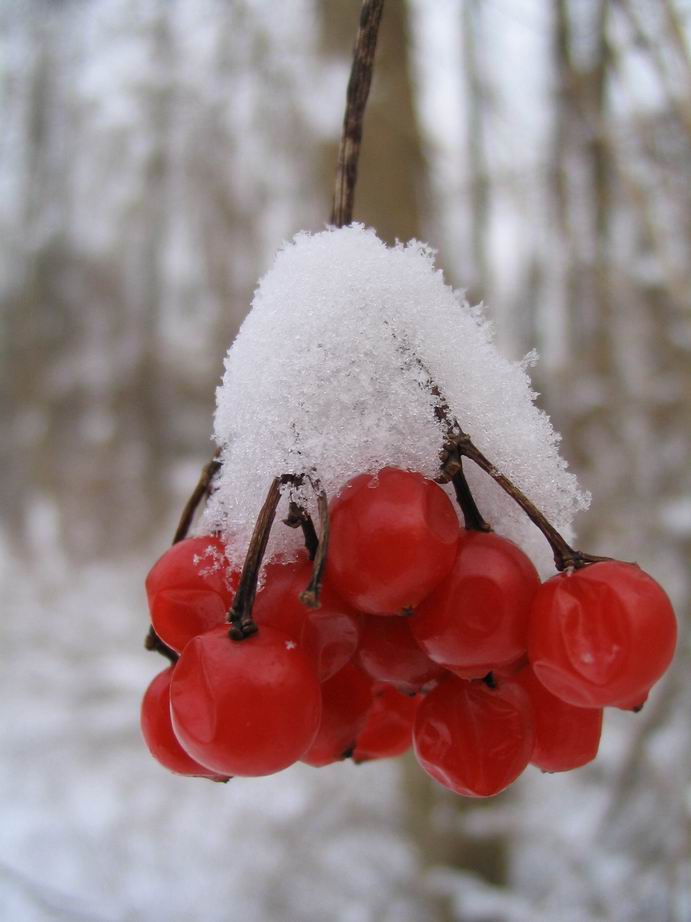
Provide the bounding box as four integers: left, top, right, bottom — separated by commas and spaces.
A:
299, 490, 330, 609
172, 451, 221, 545
331, 0, 386, 228
145, 452, 222, 662
283, 501, 320, 560
437, 423, 608, 573
226, 477, 282, 640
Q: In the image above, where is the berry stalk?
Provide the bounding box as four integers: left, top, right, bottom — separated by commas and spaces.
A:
227, 477, 283, 640
299, 489, 330, 610
144, 452, 220, 661
419, 354, 606, 571
439, 429, 608, 572
449, 457, 491, 533
283, 500, 320, 560
172, 450, 221, 545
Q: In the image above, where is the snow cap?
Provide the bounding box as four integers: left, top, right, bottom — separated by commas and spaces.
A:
203, 225, 588, 575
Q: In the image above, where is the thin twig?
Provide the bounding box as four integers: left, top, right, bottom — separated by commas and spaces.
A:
416, 354, 606, 571
284, 500, 320, 560
450, 458, 491, 533
299, 490, 330, 609
145, 451, 221, 661
439, 430, 609, 572
227, 477, 283, 640
172, 450, 221, 544
331, 0, 386, 227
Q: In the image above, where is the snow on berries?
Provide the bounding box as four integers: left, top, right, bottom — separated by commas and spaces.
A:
140, 227, 677, 799
203, 225, 588, 576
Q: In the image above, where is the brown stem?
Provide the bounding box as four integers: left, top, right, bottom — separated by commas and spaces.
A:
299, 490, 330, 609
227, 477, 283, 640
172, 450, 221, 544
440, 430, 609, 572
283, 501, 320, 560
416, 353, 606, 571
331, 0, 386, 227
145, 451, 221, 662
144, 625, 178, 664
450, 458, 491, 533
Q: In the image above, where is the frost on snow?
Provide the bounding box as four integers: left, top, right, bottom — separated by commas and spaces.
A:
203, 225, 589, 575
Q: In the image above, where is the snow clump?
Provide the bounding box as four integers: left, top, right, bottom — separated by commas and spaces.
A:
203, 225, 589, 575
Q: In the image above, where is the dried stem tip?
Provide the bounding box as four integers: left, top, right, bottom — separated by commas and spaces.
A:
227, 477, 283, 640
299, 490, 330, 610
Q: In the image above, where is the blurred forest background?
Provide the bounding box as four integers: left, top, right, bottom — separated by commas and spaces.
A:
1, 1, 690, 920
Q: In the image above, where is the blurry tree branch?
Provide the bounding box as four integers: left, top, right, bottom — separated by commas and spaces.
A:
462, 0, 489, 298
614, 0, 691, 140
661, 0, 691, 81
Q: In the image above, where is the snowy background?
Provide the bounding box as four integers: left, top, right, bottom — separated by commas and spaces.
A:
1, 1, 690, 920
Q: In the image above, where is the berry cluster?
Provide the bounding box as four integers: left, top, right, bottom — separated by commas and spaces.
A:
141, 467, 676, 797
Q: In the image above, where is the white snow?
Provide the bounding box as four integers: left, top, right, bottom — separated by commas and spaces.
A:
204, 225, 589, 575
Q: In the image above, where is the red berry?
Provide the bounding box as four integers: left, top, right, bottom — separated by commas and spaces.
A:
301, 662, 374, 767
140, 668, 229, 781
528, 561, 677, 708
413, 676, 534, 797
253, 553, 361, 680
327, 468, 459, 614
356, 615, 446, 694
353, 685, 419, 763
145, 536, 238, 653
514, 666, 602, 773
170, 625, 321, 776
411, 532, 540, 678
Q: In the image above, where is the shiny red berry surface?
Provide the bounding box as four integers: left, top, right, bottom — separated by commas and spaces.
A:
356, 615, 445, 694
140, 667, 229, 781
301, 662, 374, 767
145, 536, 238, 653
414, 676, 534, 797
327, 468, 460, 614
528, 561, 677, 708
353, 685, 419, 763
514, 665, 602, 773
253, 552, 361, 681
411, 531, 540, 677
170, 625, 321, 776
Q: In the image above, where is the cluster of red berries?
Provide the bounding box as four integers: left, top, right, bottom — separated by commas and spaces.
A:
141, 467, 677, 797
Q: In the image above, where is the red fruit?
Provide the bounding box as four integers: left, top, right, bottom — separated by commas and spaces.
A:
253, 553, 361, 680
528, 561, 677, 708
514, 666, 602, 773
301, 662, 374, 767
356, 615, 446, 694
145, 536, 238, 653
411, 532, 540, 678
353, 686, 419, 763
327, 468, 459, 614
140, 668, 229, 781
170, 625, 321, 776
413, 676, 534, 797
